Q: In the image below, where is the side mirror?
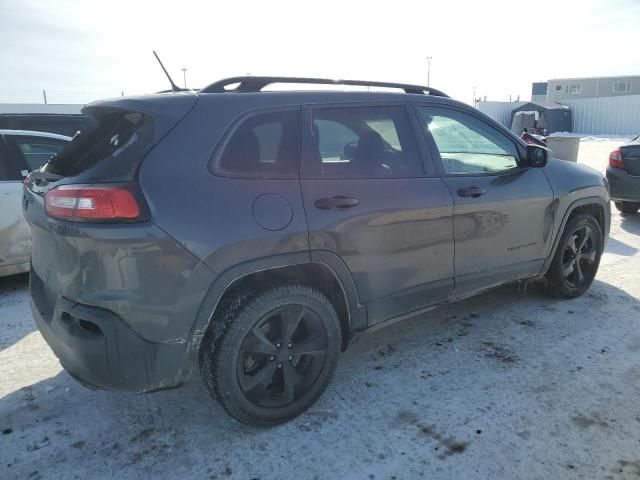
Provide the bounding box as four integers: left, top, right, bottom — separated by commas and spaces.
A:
526, 145, 550, 168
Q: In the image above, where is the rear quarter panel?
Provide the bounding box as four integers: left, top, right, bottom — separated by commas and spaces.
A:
24, 189, 215, 344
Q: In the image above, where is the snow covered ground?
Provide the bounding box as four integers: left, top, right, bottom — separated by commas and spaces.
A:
1, 138, 640, 479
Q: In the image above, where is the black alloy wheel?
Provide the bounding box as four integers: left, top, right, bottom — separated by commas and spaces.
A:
560, 225, 597, 288
546, 213, 602, 298
237, 304, 328, 408
200, 285, 341, 426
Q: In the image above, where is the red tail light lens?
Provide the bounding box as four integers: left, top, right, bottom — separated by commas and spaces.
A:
45, 186, 141, 221
609, 149, 625, 170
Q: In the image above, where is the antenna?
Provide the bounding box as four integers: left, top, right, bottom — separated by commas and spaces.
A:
153, 50, 181, 92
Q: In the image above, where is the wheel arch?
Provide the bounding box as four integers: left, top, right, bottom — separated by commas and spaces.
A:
541, 196, 609, 274
188, 251, 364, 356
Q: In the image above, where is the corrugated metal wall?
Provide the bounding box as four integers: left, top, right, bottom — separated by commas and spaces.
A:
477, 101, 526, 128
563, 95, 640, 136
477, 96, 640, 136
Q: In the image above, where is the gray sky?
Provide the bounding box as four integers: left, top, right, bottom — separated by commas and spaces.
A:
1, 0, 639, 104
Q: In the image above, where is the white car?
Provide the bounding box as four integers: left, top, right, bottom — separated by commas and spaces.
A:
0, 130, 70, 277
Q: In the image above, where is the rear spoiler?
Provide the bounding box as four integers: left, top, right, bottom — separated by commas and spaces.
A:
82, 92, 199, 137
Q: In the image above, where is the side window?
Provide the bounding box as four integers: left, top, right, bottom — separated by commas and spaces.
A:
0, 139, 21, 181
310, 106, 423, 179
419, 107, 519, 175
314, 120, 358, 163
8, 136, 68, 171
216, 110, 300, 178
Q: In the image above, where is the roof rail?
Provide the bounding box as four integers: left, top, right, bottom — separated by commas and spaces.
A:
200, 76, 448, 97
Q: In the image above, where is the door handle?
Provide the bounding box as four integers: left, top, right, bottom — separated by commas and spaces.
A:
314, 195, 360, 210
457, 187, 487, 198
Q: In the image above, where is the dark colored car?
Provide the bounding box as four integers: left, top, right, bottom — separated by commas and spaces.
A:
24, 77, 610, 426
606, 135, 640, 214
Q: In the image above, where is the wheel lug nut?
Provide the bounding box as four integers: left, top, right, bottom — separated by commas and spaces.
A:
277, 363, 282, 369
269, 356, 275, 361
288, 343, 292, 349
288, 355, 293, 361
276, 343, 281, 349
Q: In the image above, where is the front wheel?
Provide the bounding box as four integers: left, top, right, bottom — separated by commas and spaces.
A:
200, 285, 341, 427
545, 213, 603, 298
614, 201, 640, 215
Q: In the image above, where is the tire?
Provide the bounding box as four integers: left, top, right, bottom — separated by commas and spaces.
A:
199, 285, 341, 427
545, 213, 603, 298
614, 201, 640, 215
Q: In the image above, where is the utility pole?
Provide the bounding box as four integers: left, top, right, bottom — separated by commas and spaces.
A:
473, 86, 477, 107
42, 89, 47, 104
181, 67, 188, 89
426, 57, 432, 86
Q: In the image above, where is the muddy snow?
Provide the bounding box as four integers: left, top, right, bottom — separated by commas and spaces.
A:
1, 138, 639, 479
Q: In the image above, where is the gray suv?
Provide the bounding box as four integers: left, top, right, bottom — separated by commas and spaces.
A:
24, 77, 610, 426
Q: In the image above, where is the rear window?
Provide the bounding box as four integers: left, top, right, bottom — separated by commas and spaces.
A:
213, 109, 300, 178
47, 110, 154, 179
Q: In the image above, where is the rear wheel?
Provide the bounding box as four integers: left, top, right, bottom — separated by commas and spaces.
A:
200, 285, 341, 427
614, 201, 640, 215
545, 213, 602, 298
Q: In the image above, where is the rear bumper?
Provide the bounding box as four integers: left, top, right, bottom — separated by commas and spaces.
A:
606, 167, 640, 203
30, 270, 189, 392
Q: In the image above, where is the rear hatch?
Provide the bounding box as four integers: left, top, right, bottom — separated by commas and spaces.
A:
24, 92, 197, 310
621, 135, 640, 176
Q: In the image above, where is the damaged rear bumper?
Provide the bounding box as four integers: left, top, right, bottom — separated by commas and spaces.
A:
30, 271, 189, 392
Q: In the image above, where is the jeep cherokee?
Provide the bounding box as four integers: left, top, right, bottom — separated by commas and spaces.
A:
24, 77, 610, 426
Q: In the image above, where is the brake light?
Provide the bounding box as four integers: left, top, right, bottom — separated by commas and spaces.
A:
609, 149, 626, 170
45, 186, 141, 221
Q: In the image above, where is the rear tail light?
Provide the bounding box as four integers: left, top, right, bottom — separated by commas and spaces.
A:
609, 149, 626, 170
45, 185, 141, 222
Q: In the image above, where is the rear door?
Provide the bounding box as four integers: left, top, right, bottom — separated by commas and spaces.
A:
416, 105, 555, 295
300, 103, 454, 325
0, 135, 31, 271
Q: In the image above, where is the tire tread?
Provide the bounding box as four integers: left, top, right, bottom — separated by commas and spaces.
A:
200, 284, 340, 427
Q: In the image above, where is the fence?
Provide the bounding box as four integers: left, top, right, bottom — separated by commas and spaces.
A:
477, 96, 640, 136
0, 103, 83, 115
0, 90, 127, 105
563, 95, 640, 136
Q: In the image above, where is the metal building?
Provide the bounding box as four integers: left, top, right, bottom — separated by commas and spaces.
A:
531, 82, 548, 103
546, 75, 640, 103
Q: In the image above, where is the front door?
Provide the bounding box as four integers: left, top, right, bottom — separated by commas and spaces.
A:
416, 105, 555, 296
300, 104, 455, 324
